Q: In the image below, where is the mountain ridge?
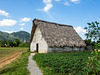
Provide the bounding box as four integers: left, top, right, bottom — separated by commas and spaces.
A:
0, 31, 30, 42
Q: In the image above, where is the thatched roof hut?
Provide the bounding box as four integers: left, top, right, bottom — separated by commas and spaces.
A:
30, 19, 86, 53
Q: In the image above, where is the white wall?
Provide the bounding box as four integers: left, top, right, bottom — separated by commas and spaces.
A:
30, 27, 48, 53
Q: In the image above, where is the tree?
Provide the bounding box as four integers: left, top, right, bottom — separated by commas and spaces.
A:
9, 41, 14, 47
13, 39, 21, 47
0, 40, 2, 47
13, 41, 17, 47
84, 21, 100, 42
1, 40, 7, 47
7, 40, 10, 47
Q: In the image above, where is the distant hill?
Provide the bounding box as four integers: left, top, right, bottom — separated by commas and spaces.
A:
0, 31, 30, 42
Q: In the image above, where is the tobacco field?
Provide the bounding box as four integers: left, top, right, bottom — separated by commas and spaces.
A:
33, 52, 99, 75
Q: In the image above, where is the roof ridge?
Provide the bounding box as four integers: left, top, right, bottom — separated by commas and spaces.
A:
33, 18, 73, 27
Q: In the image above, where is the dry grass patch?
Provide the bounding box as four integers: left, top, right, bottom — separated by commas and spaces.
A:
0, 47, 28, 68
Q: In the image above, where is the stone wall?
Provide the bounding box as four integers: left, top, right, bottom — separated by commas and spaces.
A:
30, 27, 48, 53
48, 46, 85, 53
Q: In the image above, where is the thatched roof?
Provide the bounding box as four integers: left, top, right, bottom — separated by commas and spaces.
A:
30, 19, 86, 47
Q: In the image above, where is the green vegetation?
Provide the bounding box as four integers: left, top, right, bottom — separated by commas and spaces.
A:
0, 47, 30, 75
33, 52, 100, 75
84, 50, 100, 75
0, 31, 30, 47
94, 43, 100, 50
0, 31, 30, 42
84, 21, 100, 42
11, 31, 30, 42
0, 30, 30, 74
0, 52, 30, 75
84, 21, 100, 51
0, 39, 29, 47
84, 39, 94, 46
19, 42, 29, 47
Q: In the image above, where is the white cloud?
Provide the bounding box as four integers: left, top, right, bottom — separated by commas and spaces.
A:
0, 10, 9, 17
37, 0, 80, 12
4, 31, 16, 34
20, 17, 31, 22
0, 19, 17, 26
43, 0, 53, 12
74, 26, 86, 34
74, 26, 87, 40
64, 1, 70, 6
43, 3, 53, 12
55, 0, 61, 2
20, 23, 25, 26
43, 0, 52, 3
20, 28, 24, 30
71, 0, 79, 2
37, 0, 53, 12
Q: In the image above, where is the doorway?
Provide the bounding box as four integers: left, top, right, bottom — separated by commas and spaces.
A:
36, 43, 39, 53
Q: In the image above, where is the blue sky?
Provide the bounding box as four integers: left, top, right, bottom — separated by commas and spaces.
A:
0, 0, 100, 39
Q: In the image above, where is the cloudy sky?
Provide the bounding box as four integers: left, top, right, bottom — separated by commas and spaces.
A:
0, 0, 100, 39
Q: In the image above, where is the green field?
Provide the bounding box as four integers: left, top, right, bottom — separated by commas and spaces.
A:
33, 52, 100, 75
0, 47, 28, 60
0, 47, 30, 75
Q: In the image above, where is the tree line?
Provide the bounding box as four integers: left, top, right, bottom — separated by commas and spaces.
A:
0, 39, 29, 47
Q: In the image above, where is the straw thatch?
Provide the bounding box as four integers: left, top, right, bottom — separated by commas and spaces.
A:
30, 19, 86, 47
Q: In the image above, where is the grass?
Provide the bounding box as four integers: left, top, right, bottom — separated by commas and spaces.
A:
0, 47, 30, 75
0, 47, 28, 60
0, 52, 30, 75
33, 52, 100, 75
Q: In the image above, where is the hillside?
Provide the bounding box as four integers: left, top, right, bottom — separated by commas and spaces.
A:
0, 31, 30, 42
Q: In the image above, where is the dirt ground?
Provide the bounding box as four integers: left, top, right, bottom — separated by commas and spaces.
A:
0, 52, 22, 68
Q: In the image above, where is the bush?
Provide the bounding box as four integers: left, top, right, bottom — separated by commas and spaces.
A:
27, 47, 30, 52
94, 43, 100, 50
83, 50, 100, 75
19, 42, 29, 47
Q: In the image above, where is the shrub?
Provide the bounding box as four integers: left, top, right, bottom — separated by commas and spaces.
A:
83, 50, 100, 75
